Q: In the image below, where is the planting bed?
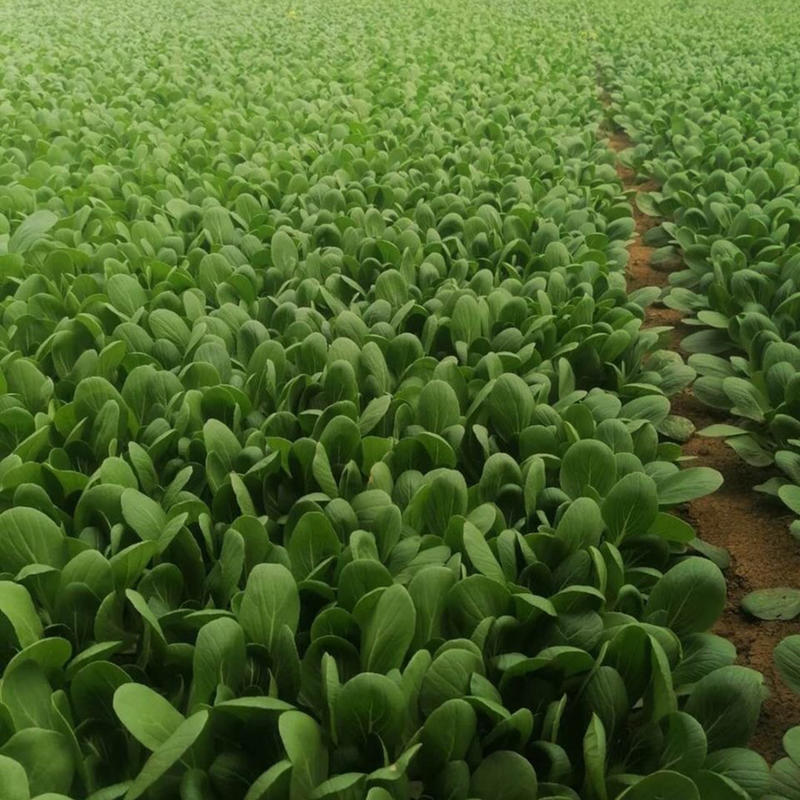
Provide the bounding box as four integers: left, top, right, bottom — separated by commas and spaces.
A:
1, 0, 800, 798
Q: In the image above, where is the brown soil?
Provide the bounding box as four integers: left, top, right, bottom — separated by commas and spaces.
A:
607, 127, 800, 762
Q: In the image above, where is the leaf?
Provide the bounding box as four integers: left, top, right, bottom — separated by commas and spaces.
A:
648, 512, 695, 543
271, 230, 299, 274
417, 380, 460, 434
408, 566, 456, 650
693, 769, 750, 799
108, 275, 147, 317
188, 618, 246, 710
656, 467, 723, 505
243, 761, 292, 800
602, 472, 658, 542
560, 439, 617, 498
657, 414, 695, 442
2, 661, 54, 731
779, 485, 800, 515
203, 419, 241, 473
770, 757, 800, 800
0, 729, 73, 796
555, 496, 604, 553
775, 635, 800, 694
335, 673, 405, 747
684, 666, 764, 750
120, 489, 165, 542
359, 394, 392, 436
287, 512, 341, 580
660, 711, 707, 773
470, 750, 538, 800
8, 211, 58, 253
645, 557, 726, 636
462, 521, 505, 582
703, 748, 770, 798
698, 424, 749, 437
618, 771, 700, 799
238, 563, 299, 652
312, 443, 338, 497
786, 727, 800, 767
0, 507, 66, 572
672, 633, 737, 687
309, 773, 366, 800
722, 377, 767, 422
213, 696, 293, 724
124, 589, 166, 647
0, 754, 29, 800
278, 711, 328, 800
125, 711, 208, 800
361, 583, 415, 673
523, 456, 545, 517
446, 574, 510, 635
418, 698, 476, 771
113, 683, 185, 750
742, 588, 800, 620
582, 713, 607, 800
487, 374, 534, 441
0, 582, 43, 648
688, 537, 730, 570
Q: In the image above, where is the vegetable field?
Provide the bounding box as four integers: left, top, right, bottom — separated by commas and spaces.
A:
1, 0, 800, 797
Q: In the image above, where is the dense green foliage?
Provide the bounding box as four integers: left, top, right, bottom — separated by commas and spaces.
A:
0, 0, 795, 797
601, 1, 800, 793
602, 1, 800, 531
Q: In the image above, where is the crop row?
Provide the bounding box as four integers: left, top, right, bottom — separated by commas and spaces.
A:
600, 0, 800, 794
0, 0, 781, 798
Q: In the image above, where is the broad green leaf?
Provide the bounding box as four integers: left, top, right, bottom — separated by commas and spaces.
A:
0, 507, 66, 571
0, 754, 30, 800
742, 587, 800, 620
113, 684, 185, 750
659, 711, 706, 774
120, 489, 165, 542
2, 661, 54, 731
278, 711, 328, 799
703, 748, 770, 798
418, 698, 476, 770
188, 618, 246, 710
645, 557, 726, 636
656, 467, 723, 506
775, 635, 800, 694
582, 714, 607, 800
602, 472, 658, 542
335, 672, 405, 747
8, 211, 58, 253
243, 761, 292, 800
125, 711, 208, 799
560, 439, 617, 498
648, 512, 695, 544
417, 380, 460, 434
238, 563, 299, 651
618, 771, 699, 799
462, 521, 505, 582
287, 512, 341, 580
361, 583, 415, 673
0, 582, 43, 648
684, 666, 764, 750
470, 750, 538, 800
271, 230, 299, 274
0, 729, 73, 796
779, 485, 800, 515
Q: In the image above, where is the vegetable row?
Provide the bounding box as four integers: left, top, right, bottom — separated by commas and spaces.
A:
599, 0, 800, 794
0, 0, 775, 798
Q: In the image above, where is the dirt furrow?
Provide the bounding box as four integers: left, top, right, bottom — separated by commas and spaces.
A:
607, 128, 800, 762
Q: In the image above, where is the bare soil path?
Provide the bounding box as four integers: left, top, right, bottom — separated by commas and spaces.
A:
607, 128, 800, 762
